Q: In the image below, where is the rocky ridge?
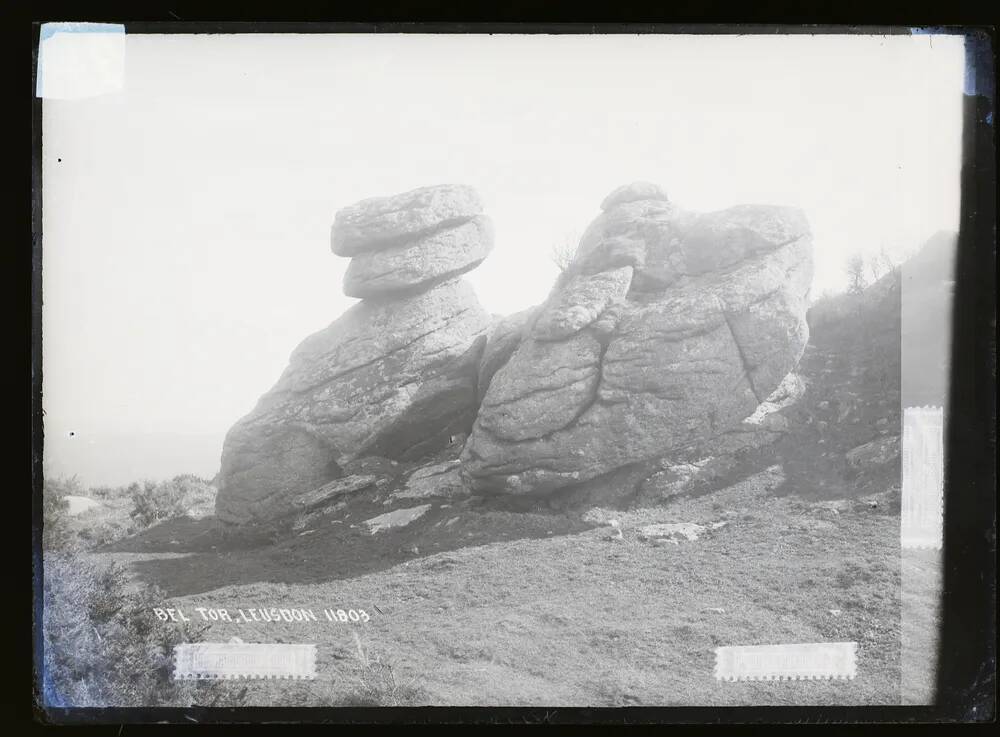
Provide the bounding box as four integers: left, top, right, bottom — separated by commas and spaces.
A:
217, 181, 814, 525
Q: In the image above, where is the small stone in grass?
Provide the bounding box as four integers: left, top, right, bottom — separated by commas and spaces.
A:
605, 519, 624, 541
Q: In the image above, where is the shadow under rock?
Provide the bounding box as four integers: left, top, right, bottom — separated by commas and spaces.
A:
98, 515, 273, 555
127, 502, 597, 597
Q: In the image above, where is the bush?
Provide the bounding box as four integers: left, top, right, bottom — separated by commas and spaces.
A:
41, 473, 218, 554
41, 476, 83, 552
39, 553, 224, 708
129, 475, 215, 529
79, 518, 135, 549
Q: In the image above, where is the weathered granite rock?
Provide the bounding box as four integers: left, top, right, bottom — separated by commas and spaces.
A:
293, 505, 346, 533
846, 435, 900, 468
363, 504, 432, 534
64, 495, 102, 517
633, 414, 792, 504
218, 184, 497, 525
343, 215, 494, 298
532, 266, 633, 341
341, 455, 400, 480
601, 181, 668, 211
331, 184, 483, 257
573, 198, 686, 276
462, 183, 813, 497
743, 372, 806, 426
475, 330, 603, 445
390, 459, 469, 502
637, 521, 728, 544
216, 279, 490, 524
638, 461, 716, 501
477, 308, 536, 400
292, 474, 378, 511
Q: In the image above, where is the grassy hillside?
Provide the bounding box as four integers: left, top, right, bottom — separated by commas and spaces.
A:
46, 236, 960, 707
94, 468, 900, 706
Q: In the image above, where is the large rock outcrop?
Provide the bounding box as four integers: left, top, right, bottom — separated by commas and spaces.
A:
462, 181, 813, 497
216, 185, 493, 524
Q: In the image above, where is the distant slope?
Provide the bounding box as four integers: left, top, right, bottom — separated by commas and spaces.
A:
772, 230, 957, 500
44, 430, 224, 488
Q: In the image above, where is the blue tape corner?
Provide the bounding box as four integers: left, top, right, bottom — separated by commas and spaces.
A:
36, 23, 126, 100
39, 22, 125, 43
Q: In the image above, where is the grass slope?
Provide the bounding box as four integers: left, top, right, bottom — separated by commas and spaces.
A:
73, 243, 957, 707
94, 467, 901, 706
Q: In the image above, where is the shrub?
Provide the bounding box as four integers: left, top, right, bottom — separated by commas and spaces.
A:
39, 553, 225, 708
88, 485, 119, 500
129, 475, 215, 528
42, 473, 218, 554
129, 479, 185, 528
76, 517, 136, 549
41, 476, 83, 552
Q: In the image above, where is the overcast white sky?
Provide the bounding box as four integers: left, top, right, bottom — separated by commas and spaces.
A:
41, 33, 966, 486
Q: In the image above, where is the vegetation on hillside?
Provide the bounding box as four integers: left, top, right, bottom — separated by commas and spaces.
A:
39, 553, 218, 708
37, 233, 952, 709
38, 474, 227, 710
41, 474, 216, 551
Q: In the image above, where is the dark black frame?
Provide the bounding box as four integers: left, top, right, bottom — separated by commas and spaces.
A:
26, 18, 996, 727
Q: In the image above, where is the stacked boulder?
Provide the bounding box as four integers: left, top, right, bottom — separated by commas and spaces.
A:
461, 181, 813, 497
336, 185, 494, 298
215, 185, 494, 524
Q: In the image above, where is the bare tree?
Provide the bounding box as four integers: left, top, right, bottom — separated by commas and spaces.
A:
549, 232, 578, 273
860, 244, 900, 282
868, 255, 884, 283
867, 244, 898, 282
879, 244, 902, 277
845, 253, 867, 295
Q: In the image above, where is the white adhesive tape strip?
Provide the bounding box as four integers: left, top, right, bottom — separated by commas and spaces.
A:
901, 406, 945, 550
173, 642, 317, 680
36, 22, 126, 100
714, 642, 857, 681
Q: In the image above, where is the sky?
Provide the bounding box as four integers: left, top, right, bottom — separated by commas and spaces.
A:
40, 32, 966, 486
